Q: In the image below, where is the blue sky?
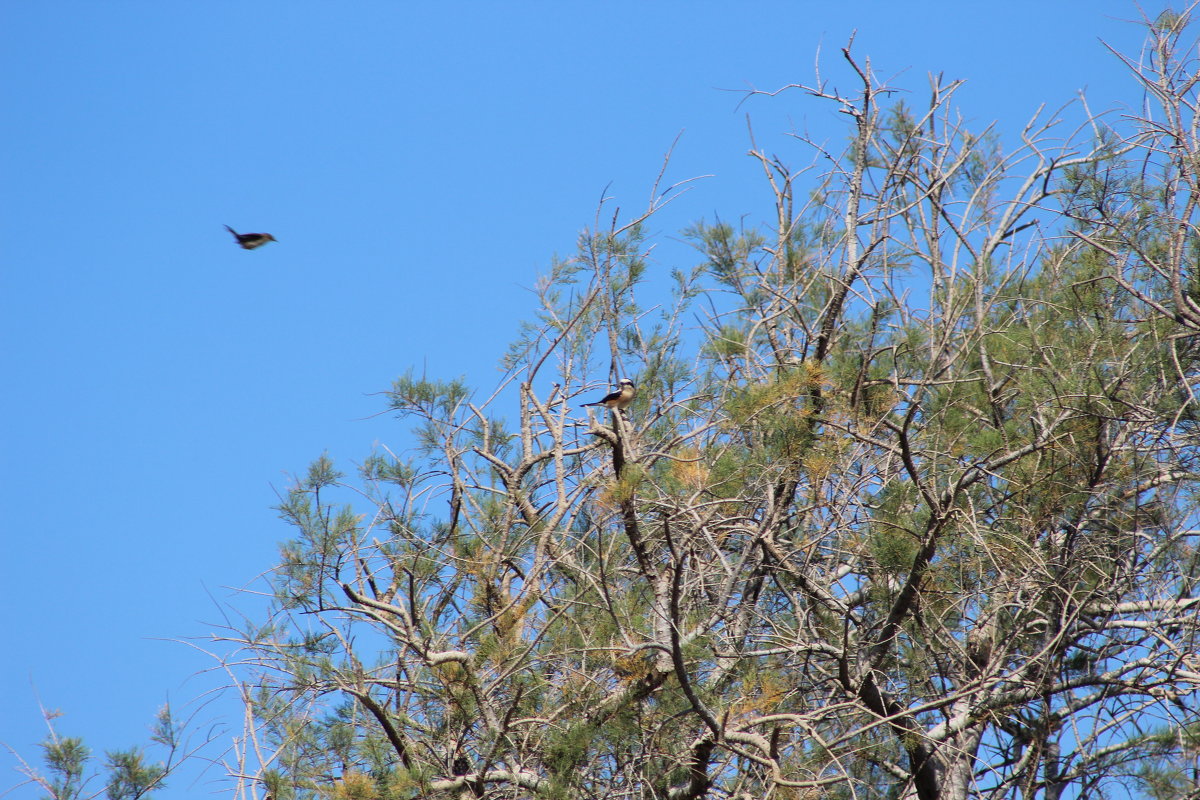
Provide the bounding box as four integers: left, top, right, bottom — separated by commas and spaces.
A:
0, 2, 1160, 798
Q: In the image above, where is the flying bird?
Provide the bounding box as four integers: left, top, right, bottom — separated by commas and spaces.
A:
580, 378, 636, 410
224, 225, 277, 250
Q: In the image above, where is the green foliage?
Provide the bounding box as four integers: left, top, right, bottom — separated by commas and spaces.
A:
103, 750, 165, 800
23, 707, 180, 800
39, 737, 89, 800
387, 372, 470, 417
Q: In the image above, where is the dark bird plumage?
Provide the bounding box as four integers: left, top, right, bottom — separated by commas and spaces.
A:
580, 378, 636, 410
225, 225, 277, 249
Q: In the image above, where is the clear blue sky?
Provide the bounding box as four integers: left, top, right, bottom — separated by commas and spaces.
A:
0, 2, 1158, 798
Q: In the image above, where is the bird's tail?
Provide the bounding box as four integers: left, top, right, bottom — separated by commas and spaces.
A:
224, 224, 239, 238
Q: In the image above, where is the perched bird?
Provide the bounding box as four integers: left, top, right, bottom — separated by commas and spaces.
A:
224, 224, 277, 250
580, 378, 636, 410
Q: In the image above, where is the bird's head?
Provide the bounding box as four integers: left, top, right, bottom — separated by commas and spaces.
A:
619, 378, 635, 389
